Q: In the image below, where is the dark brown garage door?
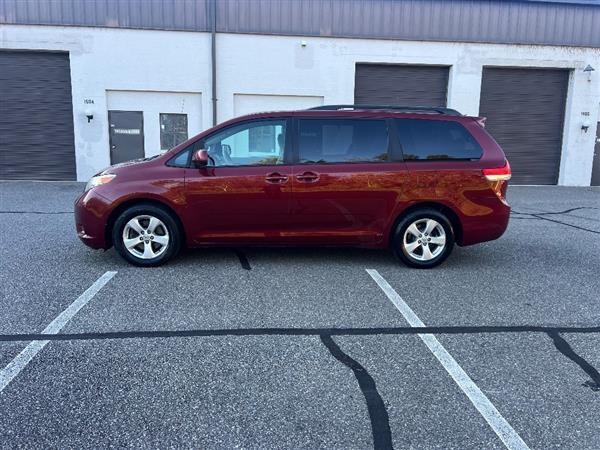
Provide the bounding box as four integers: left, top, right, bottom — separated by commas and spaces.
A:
479, 68, 569, 185
355, 64, 449, 107
0, 51, 76, 180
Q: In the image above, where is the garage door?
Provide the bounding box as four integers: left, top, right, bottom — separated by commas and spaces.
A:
479, 68, 569, 185
355, 64, 449, 107
0, 51, 76, 180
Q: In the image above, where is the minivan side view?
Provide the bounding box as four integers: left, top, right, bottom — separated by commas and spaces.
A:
75, 105, 511, 268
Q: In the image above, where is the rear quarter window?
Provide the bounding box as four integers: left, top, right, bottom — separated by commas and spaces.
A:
395, 119, 482, 161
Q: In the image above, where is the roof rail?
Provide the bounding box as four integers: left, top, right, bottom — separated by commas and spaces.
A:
308, 104, 462, 115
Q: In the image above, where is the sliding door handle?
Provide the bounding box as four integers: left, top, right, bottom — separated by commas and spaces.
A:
265, 173, 289, 184
296, 171, 319, 182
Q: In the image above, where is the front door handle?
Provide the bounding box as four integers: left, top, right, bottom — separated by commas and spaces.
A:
296, 171, 319, 182
265, 172, 289, 184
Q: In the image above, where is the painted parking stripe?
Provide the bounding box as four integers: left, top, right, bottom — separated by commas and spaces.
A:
0, 271, 117, 393
366, 269, 530, 450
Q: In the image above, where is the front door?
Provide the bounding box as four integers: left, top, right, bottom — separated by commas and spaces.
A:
109, 110, 145, 164
184, 118, 293, 244
291, 117, 404, 245
592, 122, 600, 186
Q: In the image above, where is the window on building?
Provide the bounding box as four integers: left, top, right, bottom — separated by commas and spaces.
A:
298, 119, 388, 164
203, 119, 287, 166
160, 113, 188, 150
395, 119, 483, 160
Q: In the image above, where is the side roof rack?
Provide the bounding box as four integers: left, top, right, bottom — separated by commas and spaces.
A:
308, 104, 462, 116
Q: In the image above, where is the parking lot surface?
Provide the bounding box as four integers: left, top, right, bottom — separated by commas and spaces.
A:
1, 181, 599, 449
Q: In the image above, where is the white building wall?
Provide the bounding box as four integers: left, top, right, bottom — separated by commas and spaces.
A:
1, 25, 599, 185
233, 94, 324, 116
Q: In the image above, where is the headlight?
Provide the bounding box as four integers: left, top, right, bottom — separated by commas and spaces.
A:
85, 174, 116, 191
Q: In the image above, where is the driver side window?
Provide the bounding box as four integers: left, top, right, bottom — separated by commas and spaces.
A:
204, 119, 287, 167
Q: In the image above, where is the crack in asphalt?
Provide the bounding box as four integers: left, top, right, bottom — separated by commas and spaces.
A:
528, 214, 600, 234
2, 325, 598, 446
1, 325, 598, 342
533, 207, 599, 216
512, 207, 600, 217
511, 208, 600, 234
320, 334, 393, 450
548, 331, 600, 392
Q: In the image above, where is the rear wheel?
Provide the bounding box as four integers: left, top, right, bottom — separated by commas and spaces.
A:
392, 209, 455, 268
113, 204, 181, 266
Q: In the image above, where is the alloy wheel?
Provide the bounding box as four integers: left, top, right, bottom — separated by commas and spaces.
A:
122, 215, 170, 259
403, 218, 446, 261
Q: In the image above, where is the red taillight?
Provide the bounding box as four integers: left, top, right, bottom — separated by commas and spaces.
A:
483, 160, 511, 182
483, 161, 511, 200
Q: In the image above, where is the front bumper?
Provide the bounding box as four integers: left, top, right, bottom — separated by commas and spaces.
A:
74, 189, 113, 249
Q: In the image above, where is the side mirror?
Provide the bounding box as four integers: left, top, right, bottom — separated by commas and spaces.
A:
192, 149, 209, 167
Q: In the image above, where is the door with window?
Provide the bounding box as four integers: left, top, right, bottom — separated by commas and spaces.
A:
291, 118, 408, 244
184, 118, 293, 243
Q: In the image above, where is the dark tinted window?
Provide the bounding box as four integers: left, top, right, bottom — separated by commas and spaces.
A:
298, 119, 388, 163
395, 119, 482, 160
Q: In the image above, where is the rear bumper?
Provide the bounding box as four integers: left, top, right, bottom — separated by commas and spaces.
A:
74, 189, 112, 250
459, 197, 510, 246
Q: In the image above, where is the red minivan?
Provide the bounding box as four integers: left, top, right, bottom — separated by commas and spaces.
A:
75, 105, 511, 268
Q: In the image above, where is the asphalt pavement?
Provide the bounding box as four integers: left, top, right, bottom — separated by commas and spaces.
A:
0, 181, 598, 449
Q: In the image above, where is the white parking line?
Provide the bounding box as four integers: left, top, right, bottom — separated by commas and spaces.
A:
0, 271, 117, 393
366, 269, 530, 450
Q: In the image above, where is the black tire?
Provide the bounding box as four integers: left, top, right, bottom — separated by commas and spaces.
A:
112, 204, 181, 267
392, 208, 455, 269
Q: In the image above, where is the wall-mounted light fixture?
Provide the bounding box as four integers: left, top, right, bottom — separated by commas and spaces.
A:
583, 64, 595, 82
581, 118, 591, 133
84, 108, 94, 123
300, 40, 307, 48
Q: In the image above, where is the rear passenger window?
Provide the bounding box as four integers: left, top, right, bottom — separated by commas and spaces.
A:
395, 119, 482, 161
298, 119, 388, 163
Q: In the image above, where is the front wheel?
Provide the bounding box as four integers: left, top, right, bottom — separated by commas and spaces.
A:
112, 204, 181, 267
392, 209, 455, 269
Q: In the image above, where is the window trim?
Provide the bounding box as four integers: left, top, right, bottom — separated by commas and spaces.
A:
386, 118, 405, 162
291, 117, 393, 165
168, 116, 487, 169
